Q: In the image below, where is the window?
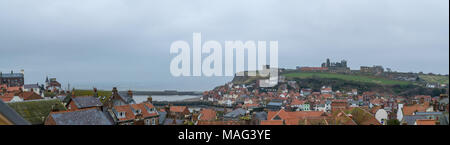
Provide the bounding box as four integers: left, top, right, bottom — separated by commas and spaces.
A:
135, 109, 141, 114
118, 112, 126, 118
152, 118, 156, 125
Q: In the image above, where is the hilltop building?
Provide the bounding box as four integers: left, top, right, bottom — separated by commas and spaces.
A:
321, 58, 351, 73
360, 65, 384, 74
45, 77, 61, 92
0, 70, 24, 87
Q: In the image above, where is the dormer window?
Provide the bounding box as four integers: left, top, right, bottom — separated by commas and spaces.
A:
118, 112, 126, 118
146, 107, 156, 113
135, 109, 142, 115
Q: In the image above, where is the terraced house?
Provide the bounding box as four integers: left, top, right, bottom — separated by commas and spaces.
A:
110, 102, 159, 125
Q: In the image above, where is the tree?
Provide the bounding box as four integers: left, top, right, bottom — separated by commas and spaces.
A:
386, 119, 400, 125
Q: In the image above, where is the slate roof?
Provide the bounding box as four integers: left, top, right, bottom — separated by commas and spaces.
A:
72, 96, 103, 109
267, 102, 282, 106
163, 118, 184, 125
224, 108, 246, 118
0, 100, 30, 125
118, 92, 136, 104
414, 112, 443, 116
49, 108, 114, 125
253, 111, 267, 121
158, 111, 167, 124
23, 84, 39, 89
439, 98, 449, 104
440, 114, 449, 125
402, 115, 427, 125
0, 73, 23, 78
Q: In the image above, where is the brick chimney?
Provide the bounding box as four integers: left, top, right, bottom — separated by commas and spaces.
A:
112, 87, 118, 95
192, 113, 199, 122
71, 89, 76, 97
127, 90, 133, 97
93, 87, 98, 97
147, 96, 153, 103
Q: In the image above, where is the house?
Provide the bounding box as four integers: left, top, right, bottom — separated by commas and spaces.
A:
197, 120, 245, 125
45, 77, 61, 92
260, 120, 284, 125
265, 109, 327, 125
103, 88, 136, 109
23, 84, 42, 97
331, 100, 348, 112
198, 109, 217, 121
243, 103, 260, 110
251, 111, 267, 125
320, 86, 332, 94
266, 101, 283, 111
17, 91, 43, 101
402, 103, 431, 116
0, 99, 30, 125
402, 112, 447, 125
169, 106, 190, 120
0, 93, 23, 103
66, 96, 103, 111
110, 102, 159, 125
0, 70, 24, 87
300, 88, 312, 96
45, 108, 114, 125
290, 99, 310, 111
401, 115, 427, 125
344, 107, 381, 125
315, 100, 332, 112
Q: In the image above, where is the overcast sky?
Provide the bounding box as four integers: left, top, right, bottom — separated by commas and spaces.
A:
0, 0, 448, 91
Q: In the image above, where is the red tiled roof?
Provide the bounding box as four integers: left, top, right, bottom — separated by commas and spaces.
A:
199, 109, 216, 121
113, 102, 158, 121
7, 87, 21, 92
402, 104, 429, 116
267, 109, 326, 121
170, 106, 188, 113
197, 120, 244, 125
0, 93, 15, 102
260, 120, 283, 125
244, 103, 259, 108
321, 94, 333, 99
415, 119, 436, 125
18, 92, 42, 100
290, 99, 305, 106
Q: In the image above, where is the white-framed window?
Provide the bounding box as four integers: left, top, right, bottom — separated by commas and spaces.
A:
118, 112, 126, 118
152, 118, 156, 125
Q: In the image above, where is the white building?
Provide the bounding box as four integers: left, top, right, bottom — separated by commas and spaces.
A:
397, 104, 404, 121
375, 109, 388, 125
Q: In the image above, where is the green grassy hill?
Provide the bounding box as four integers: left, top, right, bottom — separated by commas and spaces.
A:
419, 74, 449, 84
283, 72, 412, 86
